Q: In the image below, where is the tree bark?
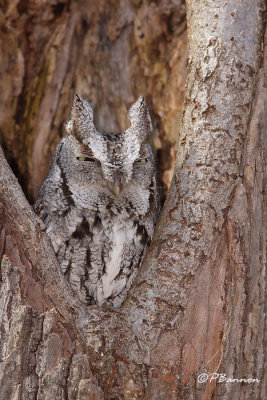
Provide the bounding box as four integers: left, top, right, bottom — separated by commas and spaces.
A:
0, 1, 266, 400
0, 0, 186, 202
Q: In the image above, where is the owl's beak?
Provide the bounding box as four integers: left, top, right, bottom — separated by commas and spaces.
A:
112, 183, 123, 197
111, 177, 123, 197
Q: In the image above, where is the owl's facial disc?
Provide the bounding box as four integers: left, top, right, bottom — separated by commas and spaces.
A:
66, 94, 153, 198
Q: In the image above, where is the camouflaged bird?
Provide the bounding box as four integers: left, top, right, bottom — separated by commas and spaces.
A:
34, 94, 158, 307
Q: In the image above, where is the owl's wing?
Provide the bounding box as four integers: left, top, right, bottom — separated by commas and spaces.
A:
34, 140, 73, 225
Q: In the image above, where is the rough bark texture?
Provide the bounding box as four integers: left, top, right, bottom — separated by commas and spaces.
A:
0, 0, 186, 202
0, 1, 266, 400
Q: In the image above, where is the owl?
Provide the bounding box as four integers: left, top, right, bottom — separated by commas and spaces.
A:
34, 94, 158, 308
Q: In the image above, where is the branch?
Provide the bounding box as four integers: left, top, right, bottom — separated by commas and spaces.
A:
0, 145, 97, 326
0, 1, 265, 397
0, 145, 140, 350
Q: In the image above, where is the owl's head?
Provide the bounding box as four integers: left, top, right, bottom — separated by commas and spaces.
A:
61, 94, 155, 197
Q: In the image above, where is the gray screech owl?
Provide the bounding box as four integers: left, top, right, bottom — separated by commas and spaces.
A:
34, 94, 158, 308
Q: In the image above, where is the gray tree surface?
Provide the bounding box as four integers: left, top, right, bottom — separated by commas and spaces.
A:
0, 1, 266, 399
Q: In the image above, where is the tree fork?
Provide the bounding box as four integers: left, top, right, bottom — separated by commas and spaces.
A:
0, 1, 266, 399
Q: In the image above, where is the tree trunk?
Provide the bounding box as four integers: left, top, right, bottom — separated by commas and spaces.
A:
0, 1, 266, 400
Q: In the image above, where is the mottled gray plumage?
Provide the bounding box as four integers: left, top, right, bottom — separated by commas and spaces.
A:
34, 94, 158, 308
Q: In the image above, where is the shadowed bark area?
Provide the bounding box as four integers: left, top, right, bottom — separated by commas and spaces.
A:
0, 0, 186, 202
0, 1, 266, 400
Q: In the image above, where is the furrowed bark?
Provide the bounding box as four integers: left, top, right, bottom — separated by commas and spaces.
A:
127, 1, 266, 398
0, 0, 186, 201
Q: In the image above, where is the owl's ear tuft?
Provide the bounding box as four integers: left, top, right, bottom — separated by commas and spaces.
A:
127, 95, 152, 141
65, 94, 97, 141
